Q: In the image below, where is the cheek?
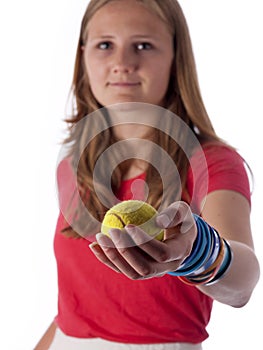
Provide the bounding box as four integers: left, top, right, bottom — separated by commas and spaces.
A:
162, 57, 173, 80
84, 54, 104, 88
84, 59, 108, 105
152, 60, 172, 90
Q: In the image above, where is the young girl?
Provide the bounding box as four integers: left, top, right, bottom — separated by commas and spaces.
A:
35, 0, 260, 349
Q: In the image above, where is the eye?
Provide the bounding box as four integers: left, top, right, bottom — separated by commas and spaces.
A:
98, 42, 112, 50
136, 42, 153, 51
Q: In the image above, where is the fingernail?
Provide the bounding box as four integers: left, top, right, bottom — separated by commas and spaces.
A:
89, 242, 99, 252
156, 214, 170, 228
96, 233, 114, 248
108, 228, 122, 239
96, 232, 106, 241
125, 224, 136, 230
96, 232, 111, 245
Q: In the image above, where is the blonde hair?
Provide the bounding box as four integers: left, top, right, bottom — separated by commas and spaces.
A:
62, 0, 221, 238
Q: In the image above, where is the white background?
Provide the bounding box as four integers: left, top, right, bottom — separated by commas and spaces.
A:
0, 1, 262, 349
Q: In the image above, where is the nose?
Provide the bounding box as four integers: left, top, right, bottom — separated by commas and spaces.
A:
112, 47, 138, 74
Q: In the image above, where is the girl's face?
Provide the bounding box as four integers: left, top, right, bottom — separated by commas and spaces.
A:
83, 0, 174, 107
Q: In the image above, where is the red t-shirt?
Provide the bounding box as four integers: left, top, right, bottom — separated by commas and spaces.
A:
54, 144, 251, 344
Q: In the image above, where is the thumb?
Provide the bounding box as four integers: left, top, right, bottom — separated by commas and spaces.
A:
156, 201, 195, 233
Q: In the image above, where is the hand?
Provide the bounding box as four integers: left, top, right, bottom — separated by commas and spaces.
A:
89, 201, 197, 280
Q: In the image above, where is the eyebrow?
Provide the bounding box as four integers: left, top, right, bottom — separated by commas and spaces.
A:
88, 34, 159, 41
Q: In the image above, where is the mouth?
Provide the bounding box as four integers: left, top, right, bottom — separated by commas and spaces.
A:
108, 82, 141, 87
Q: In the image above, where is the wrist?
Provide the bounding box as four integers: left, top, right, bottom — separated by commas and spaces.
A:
167, 214, 233, 286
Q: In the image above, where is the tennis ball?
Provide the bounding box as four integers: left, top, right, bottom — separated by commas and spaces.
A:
101, 200, 164, 241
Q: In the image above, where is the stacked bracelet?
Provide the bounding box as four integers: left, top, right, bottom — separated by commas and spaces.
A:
167, 215, 233, 286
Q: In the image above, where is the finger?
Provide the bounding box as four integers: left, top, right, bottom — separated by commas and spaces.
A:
96, 232, 142, 279
155, 201, 187, 228
92, 232, 184, 279
125, 225, 184, 263
108, 228, 138, 249
109, 229, 170, 277
89, 242, 121, 274
156, 201, 196, 234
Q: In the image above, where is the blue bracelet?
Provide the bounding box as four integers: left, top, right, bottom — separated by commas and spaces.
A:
181, 216, 207, 266
168, 215, 233, 286
167, 215, 213, 276
194, 226, 221, 275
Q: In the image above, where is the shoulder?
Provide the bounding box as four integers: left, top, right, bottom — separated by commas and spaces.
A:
191, 141, 245, 164
202, 142, 245, 163
189, 142, 249, 177
187, 142, 251, 211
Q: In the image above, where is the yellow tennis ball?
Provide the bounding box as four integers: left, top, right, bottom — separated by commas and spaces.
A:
101, 200, 164, 240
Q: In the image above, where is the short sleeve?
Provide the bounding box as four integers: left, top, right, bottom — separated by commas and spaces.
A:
187, 143, 251, 212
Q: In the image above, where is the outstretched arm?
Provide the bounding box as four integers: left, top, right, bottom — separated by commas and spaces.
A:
90, 191, 260, 308
196, 190, 260, 306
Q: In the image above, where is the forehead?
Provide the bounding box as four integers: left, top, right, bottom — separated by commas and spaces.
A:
86, 0, 172, 39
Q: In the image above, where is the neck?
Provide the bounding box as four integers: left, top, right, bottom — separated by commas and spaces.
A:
119, 159, 148, 180
107, 103, 161, 141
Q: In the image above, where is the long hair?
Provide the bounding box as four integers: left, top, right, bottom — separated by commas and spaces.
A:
61, 0, 222, 238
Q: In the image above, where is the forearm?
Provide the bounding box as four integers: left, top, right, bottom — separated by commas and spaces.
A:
91, 199, 260, 308
197, 240, 260, 307
34, 322, 57, 350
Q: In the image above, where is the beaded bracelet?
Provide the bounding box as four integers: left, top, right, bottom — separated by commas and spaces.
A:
167, 215, 233, 286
